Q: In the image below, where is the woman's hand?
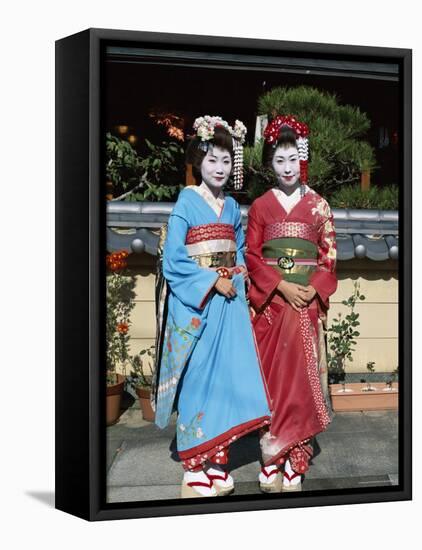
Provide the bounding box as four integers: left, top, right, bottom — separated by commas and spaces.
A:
215, 276, 237, 298
277, 280, 308, 312
302, 285, 317, 302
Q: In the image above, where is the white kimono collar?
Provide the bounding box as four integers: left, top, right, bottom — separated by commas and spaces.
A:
272, 185, 309, 214
191, 182, 225, 217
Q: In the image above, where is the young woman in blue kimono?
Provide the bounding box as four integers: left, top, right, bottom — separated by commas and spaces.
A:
153, 116, 271, 498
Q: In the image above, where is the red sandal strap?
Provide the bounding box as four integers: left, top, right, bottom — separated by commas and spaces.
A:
261, 467, 279, 478
187, 480, 214, 489
283, 472, 301, 482
206, 471, 228, 482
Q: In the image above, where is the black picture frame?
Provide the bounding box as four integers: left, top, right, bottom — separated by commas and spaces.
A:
55, 28, 412, 521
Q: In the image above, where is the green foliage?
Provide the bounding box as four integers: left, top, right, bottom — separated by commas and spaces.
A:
363, 361, 377, 391
106, 133, 143, 192
243, 140, 264, 170
243, 141, 273, 201
248, 86, 376, 197
106, 268, 136, 384
386, 365, 399, 389
126, 345, 156, 389
106, 133, 184, 202
327, 282, 366, 384
245, 171, 272, 202
366, 361, 376, 374
328, 184, 398, 210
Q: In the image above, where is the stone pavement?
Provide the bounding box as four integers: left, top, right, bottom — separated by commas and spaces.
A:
106, 394, 398, 503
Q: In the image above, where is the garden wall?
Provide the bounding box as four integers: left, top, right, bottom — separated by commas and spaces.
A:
331, 258, 398, 373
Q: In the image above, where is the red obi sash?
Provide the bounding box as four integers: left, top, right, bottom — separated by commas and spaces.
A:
186, 223, 236, 245
263, 221, 318, 246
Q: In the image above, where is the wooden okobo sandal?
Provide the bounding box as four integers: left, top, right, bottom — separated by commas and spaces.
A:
181, 477, 217, 498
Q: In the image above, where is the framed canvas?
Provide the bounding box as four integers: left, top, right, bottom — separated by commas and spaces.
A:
55, 28, 412, 521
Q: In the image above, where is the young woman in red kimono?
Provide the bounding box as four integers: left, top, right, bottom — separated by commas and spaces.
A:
246, 115, 337, 492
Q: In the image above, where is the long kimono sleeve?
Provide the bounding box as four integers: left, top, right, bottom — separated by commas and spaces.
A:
309, 203, 338, 307
163, 213, 219, 310
234, 204, 246, 267
245, 201, 283, 311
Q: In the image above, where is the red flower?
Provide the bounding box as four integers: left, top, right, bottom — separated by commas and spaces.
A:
106, 250, 129, 272
197, 412, 204, 420
167, 341, 172, 352
191, 317, 201, 329
117, 322, 129, 334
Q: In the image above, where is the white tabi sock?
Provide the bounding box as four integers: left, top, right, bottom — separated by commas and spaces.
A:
184, 470, 217, 497
284, 459, 301, 486
259, 465, 280, 484
206, 464, 234, 489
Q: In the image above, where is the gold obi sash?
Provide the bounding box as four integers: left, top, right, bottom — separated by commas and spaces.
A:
262, 237, 318, 286
190, 251, 236, 268
185, 223, 237, 269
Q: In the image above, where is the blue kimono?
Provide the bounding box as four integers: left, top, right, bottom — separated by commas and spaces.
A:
155, 187, 271, 469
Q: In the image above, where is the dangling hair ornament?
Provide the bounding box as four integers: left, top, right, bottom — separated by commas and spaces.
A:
263, 115, 310, 196
193, 116, 247, 190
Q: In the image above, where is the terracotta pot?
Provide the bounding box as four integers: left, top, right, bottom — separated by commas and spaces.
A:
135, 386, 155, 422
329, 382, 398, 412
106, 374, 125, 426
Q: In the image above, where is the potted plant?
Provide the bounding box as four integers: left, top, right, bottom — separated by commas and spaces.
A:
127, 345, 156, 422
106, 249, 136, 425
328, 286, 399, 411
330, 380, 399, 412
384, 366, 399, 391
330, 373, 399, 412
327, 281, 364, 387
362, 361, 377, 392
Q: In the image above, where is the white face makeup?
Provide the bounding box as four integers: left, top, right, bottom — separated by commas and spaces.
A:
271, 145, 300, 189
200, 145, 232, 191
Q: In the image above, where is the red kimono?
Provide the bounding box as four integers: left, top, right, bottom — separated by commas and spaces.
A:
246, 188, 337, 473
